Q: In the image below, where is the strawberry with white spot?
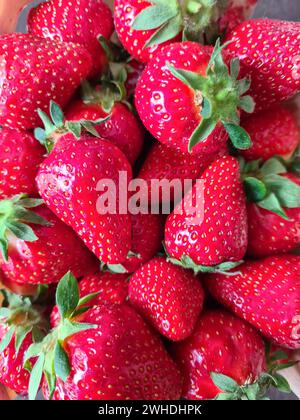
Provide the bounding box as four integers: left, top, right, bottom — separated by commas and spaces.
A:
26, 273, 182, 400
205, 255, 300, 349
225, 19, 300, 111
129, 257, 204, 341
0, 128, 44, 199
135, 41, 254, 156
165, 155, 248, 273
28, 0, 114, 78
0, 34, 92, 130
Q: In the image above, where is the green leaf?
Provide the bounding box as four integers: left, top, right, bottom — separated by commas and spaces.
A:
0, 238, 8, 262
56, 272, 80, 319
239, 95, 255, 113
15, 326, 32, 354
66, 122, 82, 139
166, 62, 206, 91
50, 101, 64, 128
215, 392, 235, 400
28, 353, 45, 401
0, 307, 10, 319
44, 370, 56, 400
201, 98, 212, 119
223, 122, 252, 150
132, 4, 178, 31
6, 221, 38, 242
77, 292, 100, 307
14, 208, 49, 226
258, 193, 289, 220
54, 341, 70, 382
238, 78, 251, 95
23, 342, 43, 365
81, 122, 100, 138
59, 319, 97, 341
34, 128, 47, 144
260, 158, 287, 176
272, 374, 291, 393
210, 373, 239, 393
230, 57, 240, 79
145, 14, 182, 48
37, 109, 56, 134
0, 327, 14, 353
264, 174, 300, 208
243, 383, 260, 400
188, 118, 218, 152
106, 264, 128, 274
18, 197, 44, 208
244, 177, 268, 202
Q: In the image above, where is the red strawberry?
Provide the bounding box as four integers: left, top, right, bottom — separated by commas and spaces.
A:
171, 309, 287, 400
26, 273, 182, 400
124, 59, 145, 97
106, 213, 164, 274
0, 290, 49, 395
0, 127, 44, 199
225, 19, 300, 111
205, 255, 300, 349
50, 271, 129, 327
165, 156, 248, 272
65, 82, 144, 165
240, 158, 300, 257
135, 41, 254, 155
0, 34, 92, 130
129, 257, 204, 341
219, 0, 258, 34
27, 0, 114, 78
0, 197, 97, 285
240, 105, 300, 161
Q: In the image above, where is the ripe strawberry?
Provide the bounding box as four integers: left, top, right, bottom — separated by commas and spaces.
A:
165, 156, 248, 272
129, 257, 204, 341
65, 82, 144, 165
0, 127, 44, 199
0, 34, 92, 130
114, 0, 257, 64
36, 103, 133, 265
240, 157, 300, 256
50, 271, 129, 327
26, 273, 182, 400
0, 290, 49, 394
0, 197, 97, 285
240, 105, 300, 161
135, 41, 254, 155
124, 59, 145, 97
225, 19, 300, 111
106, 213, 164, 274
205, 255, 300, 349
27, 0, 114, 78
171, 309, 293, 400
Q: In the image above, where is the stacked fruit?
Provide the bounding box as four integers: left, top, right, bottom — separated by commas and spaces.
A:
0, 0, 299, 401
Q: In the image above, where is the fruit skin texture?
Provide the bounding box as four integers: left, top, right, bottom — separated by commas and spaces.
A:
114, 0, 180, 64
0, 205, 97, 285
219, 0, 258, 34
205, 255, 300, 349
27, 0, 114, 78
171, 309, 266, 400
247, 174, 300, 257
0, 128, 44, 199
129, 257, 204, 341
241, 105, 299, 161
135, 42, 228, 155
36, 135, 133, 264
0, 34, 92, 130
44, 303, 182, 400
0, 324, 33, 394
225, 19, 300, 111
65, 100, 144, 165
50, 271, 129, 327
165, 156, 248, 267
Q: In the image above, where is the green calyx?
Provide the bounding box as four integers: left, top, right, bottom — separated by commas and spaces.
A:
24, 272, 99, 401
167, 39, 254, 152
34, 101, 110, 153
0, 289, 49, 357
0, 194, 48, 262
240, 156, 300, 220
100, 251, 140, 274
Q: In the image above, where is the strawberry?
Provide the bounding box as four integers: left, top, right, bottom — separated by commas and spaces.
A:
105, 213, 164, 274
0, 127, 44, 199
135, 41, 254, 156
165, 156, 248, 273
50, 271, 129, 327
27, 0, 114, 78
240, 105, 300, 161
171, 309, 292, 400
36, 102, 133, 265
240, 157, 300, 256
205, 255, 300, 349
26, 272, 182, 400
114, 0, 257, 64
0, 289, 49, 395
124, 59, 145, 98
224, 19, 300, 111
0, 34, 92, 130
0, 196, 97, 285
65, 81, 144, 165
129, 257, 204, 341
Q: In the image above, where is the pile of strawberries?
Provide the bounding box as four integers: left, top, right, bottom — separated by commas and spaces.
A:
0, 0, 299, 401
